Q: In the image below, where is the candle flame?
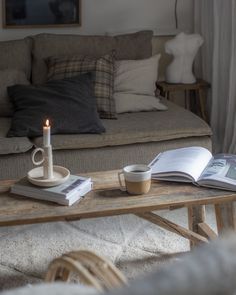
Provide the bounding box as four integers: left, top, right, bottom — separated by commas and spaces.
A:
45, 119, 50, 127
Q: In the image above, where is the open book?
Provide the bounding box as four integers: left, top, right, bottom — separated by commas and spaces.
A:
149, 146, 236, 191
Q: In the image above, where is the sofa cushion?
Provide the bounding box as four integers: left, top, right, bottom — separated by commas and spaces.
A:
0, 69, 30, 117
32, 30, 153, 84
32, 100, 212, 150
114, 54, 161, 96
7, 73, 105, 138
0, 38, 32, 80
113, 54, 166, 114
47, 53, 116, 119
0, 118, 33, 155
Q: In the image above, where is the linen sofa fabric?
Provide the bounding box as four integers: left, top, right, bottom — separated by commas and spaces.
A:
7, 74, 105, 138
0, 118, 33, 155
1, 137, 212, 179
0, 69, 29, 117
0, 38, 32, 80
47, 53, 116, 119
114, 30, 153, 59
33, 100, 212, 150
32, 30, 153, 84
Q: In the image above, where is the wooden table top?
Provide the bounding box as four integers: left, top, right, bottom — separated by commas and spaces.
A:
0, 170, 235, 227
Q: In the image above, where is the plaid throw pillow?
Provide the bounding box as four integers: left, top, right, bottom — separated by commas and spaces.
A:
46, 53, 116, 119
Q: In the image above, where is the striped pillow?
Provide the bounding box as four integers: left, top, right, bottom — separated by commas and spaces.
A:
46, 52, 116, 119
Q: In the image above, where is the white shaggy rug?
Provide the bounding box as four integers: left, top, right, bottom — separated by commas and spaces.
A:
0, 205, 217, 292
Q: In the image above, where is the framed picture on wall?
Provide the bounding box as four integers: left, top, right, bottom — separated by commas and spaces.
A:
2, 0, 81, 28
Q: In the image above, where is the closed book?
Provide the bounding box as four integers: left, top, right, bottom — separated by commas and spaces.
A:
11, 175, 93, 206
66, 183, 92, 206
11, 175, 91, 199
11, 181, 92, 206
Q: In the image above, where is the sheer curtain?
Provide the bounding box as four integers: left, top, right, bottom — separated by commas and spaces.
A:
194, 0, 236, 153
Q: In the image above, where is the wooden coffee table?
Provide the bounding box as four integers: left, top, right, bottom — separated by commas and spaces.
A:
0, 170, 236, 247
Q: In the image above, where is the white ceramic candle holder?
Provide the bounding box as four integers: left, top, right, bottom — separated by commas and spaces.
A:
29, 146, 70, 187
32, 146, 54, 179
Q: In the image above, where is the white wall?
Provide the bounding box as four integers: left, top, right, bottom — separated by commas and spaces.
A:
0, 0, 193, 41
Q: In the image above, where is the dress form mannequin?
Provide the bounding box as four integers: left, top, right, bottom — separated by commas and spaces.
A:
165, 32, 204, 84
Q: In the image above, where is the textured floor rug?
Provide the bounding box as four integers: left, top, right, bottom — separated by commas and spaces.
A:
0, 206, 217, 292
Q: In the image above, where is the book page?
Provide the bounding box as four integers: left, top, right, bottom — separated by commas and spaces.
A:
149, 147, 212, 182
198, 154, 236, 187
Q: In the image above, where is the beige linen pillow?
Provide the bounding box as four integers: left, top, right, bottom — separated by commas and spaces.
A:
114, 54, 161, 96
114, 54, 167, 113
114, 93, 167, 113
0, 69, 29, 117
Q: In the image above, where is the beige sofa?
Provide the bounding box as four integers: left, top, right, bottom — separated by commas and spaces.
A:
0, 31, 212, 180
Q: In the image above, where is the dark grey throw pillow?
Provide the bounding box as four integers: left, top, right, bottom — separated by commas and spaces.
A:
7, 73, 105, 137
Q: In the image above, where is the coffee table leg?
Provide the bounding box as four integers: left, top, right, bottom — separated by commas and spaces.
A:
188, 205, 206, 248
215, 202, 236, 233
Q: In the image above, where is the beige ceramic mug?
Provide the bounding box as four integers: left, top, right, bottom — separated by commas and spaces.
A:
118, 164, 152, 195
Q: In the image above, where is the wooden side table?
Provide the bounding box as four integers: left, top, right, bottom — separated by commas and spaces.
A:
156, 79, 210, 121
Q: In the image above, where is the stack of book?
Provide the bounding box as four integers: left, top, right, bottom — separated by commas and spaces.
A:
11, 175, 92, 206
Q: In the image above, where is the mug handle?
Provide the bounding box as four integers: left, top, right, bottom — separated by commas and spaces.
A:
118, 171, 126, 191
32, 148, 45, 166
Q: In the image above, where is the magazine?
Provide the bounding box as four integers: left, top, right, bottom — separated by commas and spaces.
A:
149, 146, 236, 191
11, 175, 92, 206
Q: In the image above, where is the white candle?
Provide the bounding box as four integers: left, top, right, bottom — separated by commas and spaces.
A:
43, 119, 54, 179
43, 119, 50, 146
